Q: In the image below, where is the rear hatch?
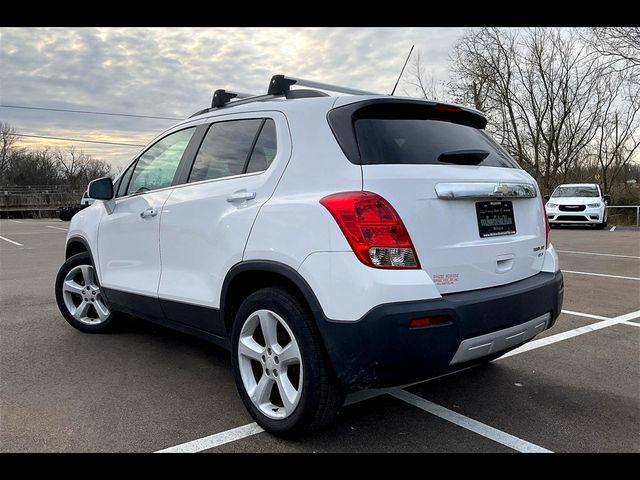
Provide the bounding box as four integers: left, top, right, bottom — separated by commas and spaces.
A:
329, 99, 547, 294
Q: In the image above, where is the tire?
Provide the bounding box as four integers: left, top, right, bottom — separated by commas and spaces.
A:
55, 252, 119, 333
231, 287, 345, 438
596, 220, 607, 229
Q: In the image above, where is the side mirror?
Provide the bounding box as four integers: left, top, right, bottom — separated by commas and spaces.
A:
603, 194, 611, 203
88, 177, 114, 200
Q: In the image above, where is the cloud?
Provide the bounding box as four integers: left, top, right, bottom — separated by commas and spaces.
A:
0, 27, 465, 168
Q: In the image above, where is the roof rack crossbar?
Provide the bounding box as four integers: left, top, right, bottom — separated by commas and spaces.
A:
211, 89, 255, 108
268, 74, 376, 96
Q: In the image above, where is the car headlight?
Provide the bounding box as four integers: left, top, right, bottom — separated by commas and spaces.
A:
546, 203, 558, 209
587, 203, 601, 208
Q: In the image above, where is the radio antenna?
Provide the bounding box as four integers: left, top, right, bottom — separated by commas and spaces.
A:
390, 45, 414, 96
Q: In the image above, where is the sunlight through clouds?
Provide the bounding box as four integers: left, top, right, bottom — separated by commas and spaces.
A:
0, 27, 466, 167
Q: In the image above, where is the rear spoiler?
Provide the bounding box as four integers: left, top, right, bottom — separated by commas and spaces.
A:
327, 98, 487, 165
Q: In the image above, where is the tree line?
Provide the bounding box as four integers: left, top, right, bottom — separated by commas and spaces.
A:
405, 27, 640, 202
2, 28, 638, 204
0, 122, 112, 189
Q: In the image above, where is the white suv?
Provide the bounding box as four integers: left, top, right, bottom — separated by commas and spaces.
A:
545, 183, 609, 229
54, 75, 564, 437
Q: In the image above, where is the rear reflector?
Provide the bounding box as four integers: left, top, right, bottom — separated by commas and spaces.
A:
320, 191, 420, 269
409, 316, 449, 329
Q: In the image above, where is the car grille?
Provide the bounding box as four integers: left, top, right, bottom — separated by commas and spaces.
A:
555, 215, 589, 221
559, 205, 586, 212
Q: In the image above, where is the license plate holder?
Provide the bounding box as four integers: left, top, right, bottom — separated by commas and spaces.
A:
475, 200, 516, 238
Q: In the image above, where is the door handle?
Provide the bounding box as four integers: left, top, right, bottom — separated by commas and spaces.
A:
140, 208, 158, 218
226, 191, 256, 202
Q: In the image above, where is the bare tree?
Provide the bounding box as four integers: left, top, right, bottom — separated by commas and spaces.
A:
0, 122, 17, 179
450, 28, 611, 194
586, 27, 640, 74
402, 50, 448, 101
591, 78, 640, 193
53, 145, 111, 187
0, 123, 112, 187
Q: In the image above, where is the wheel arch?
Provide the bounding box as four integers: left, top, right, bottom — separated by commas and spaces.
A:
65, 236, 91, 259
220, 261, 325, 339
65, 236, 99, 279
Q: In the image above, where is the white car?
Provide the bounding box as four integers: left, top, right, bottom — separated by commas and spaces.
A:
545, 183, 609, 229
54, 75, 563, 437
80, 191, 95, 207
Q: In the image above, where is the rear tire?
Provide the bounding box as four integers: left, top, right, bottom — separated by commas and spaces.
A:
231, 287, 344, 438
55, 252, 120, 333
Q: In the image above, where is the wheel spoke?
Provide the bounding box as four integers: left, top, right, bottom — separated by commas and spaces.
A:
63, 279, 84, 295
275, 374, 297, 413
251, 374, 274, 404
94, 298, 110, 321
79, 265, 94, 286
74, 300, 91, 319
276, 341, 301, 366
259, 311, 279, 348
238, 336, 264, 362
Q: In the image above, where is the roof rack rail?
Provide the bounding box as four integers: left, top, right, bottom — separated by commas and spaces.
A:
189, 93, 277, 118
268, 74, 376, 96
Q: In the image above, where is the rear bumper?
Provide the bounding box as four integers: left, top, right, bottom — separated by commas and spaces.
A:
316, 270, 564, 389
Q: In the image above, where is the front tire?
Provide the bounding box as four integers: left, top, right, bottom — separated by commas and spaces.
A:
596, 220, 608, 229
231, 287, 344, 438
55, 252, 119, 332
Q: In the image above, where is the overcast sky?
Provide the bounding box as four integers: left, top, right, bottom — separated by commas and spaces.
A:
0, 27, 467, 169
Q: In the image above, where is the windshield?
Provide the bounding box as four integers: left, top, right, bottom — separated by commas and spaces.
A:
551, 186, 599, 198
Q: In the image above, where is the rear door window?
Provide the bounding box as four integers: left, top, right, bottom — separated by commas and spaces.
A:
188, 119, 269, 183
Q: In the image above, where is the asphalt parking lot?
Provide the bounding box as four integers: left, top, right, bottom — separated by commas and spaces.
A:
1, 219, 638, 452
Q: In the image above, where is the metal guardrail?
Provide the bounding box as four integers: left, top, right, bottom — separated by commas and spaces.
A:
607, 205, 640, 227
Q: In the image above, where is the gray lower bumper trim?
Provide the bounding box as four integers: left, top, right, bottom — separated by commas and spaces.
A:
449, 312, 551, 365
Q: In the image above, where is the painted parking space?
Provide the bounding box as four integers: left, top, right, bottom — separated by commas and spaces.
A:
0, 220, 638, 452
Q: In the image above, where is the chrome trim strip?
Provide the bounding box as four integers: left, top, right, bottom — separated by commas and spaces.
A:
449, 312, 550, 365
435, 182, 537, 199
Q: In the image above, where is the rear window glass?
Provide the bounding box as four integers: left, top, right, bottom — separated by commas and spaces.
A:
354, 118, 518, 168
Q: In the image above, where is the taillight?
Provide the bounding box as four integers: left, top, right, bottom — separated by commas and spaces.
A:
542, 195, 550, 247
320, 191, 420, 269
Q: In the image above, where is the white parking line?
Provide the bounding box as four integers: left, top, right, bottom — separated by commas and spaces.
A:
155, 423, 264, 453
562, 270, 640, 281
621, 321, 640, 328
0, 235, 23, 247
9, 219, 23, 223
557, 250, 640, 260
561, 310, 610, 321
500, 310, 640, 359
610, 226, 617, 232
155, 309, 640, 453
46, 225, 68, 231
389, 390, 551, 453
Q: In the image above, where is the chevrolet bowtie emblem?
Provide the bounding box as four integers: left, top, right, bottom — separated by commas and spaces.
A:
494, 184, 512, 196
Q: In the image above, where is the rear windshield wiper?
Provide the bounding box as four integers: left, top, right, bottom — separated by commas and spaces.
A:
437, 149, 490, 165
